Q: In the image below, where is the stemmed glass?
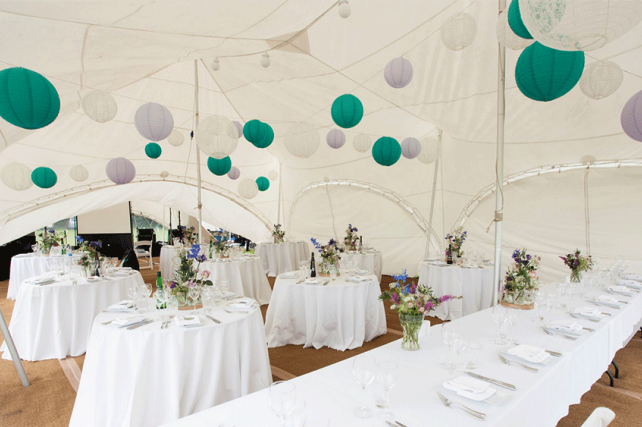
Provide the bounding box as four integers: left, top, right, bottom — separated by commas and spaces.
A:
282, 399, 306, 427
441, 322, 460, 370
221, 280, 229, 296
492, 304, 508, 345
352, 356, 376, 418
127, 282, 139, 306
269, 381, 296, 423
375, 361, 397, 421
188, 285, 201, 314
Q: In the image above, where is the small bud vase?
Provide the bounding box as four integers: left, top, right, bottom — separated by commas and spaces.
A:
399, 313, 423, 351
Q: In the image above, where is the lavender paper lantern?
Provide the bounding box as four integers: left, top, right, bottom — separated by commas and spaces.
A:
106, 157, 136, 185
621, 90, 642, 142
227, 166, 241, 180
384, 58, 414, 89
134, 102, 174, 141
232, 121, 243, 138
326, 129, 346, 149
401, 137, 422, 159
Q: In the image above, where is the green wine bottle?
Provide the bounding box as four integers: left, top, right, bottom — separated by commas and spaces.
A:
156, 271, 166, 309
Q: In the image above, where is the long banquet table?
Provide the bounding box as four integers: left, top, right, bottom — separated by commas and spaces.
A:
161, 280, 642, 427
255, 241, 308, 277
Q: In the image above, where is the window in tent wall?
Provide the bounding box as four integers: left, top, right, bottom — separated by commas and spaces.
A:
131, 215, 165, 243
36, 217, 78, 247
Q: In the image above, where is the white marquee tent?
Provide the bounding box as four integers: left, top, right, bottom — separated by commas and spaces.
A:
0, 0, 642, 282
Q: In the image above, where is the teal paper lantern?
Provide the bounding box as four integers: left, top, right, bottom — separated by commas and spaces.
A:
331, 94, 363, 129
207, 156, 231, 176
508, 0, 533, 40
0, 67, 60, 129
31, 167, 57, 189
256, 176, 270, 191
145, 142, 162, 159
515, 42, 585, 102
372, 137, 401, 167
262, 123, 274, 147
243, 120, 273, 148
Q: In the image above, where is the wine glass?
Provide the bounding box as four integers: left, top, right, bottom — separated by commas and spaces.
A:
352, 356, 376, 418
492, 304, 508, 344
127, 282, 139, 303
188, 285, 201, 314
282, 399, 306, 427
269, 381, 296, 422
141, 283, 152, 299
375, 361, 397, 421
441, 322, 460, 370
221, 280, 229, 296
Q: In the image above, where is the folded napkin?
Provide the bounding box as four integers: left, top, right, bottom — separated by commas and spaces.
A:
608, 285, 632, 294
546, 319, 582, 332
573, 306, 601, 316
111, 316, 145, 327
623, 274, 642, 281
354, 269, 368, 275
106, 300, 133, 311
443, 376, 495, 402
225, 301, 255, 312
305, 278, 319, 284
113, 272, 131, 277
619, 280, 642, 289
348, 276, 370, 282
597, 295, 619, 303
176, 316, 202, 327
33, 276, 56, 285
280, 272, 299, 279
506, 344, 548, 363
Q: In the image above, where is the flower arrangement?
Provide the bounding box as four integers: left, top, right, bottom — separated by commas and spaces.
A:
40, 229, 61, 254
503, 248, 540, 305
168, 244, 212, 304
445, 226, 467, 258
76, 237, 102, 270
560, 249, 593, 282
311, 237, 344, 275
210, 232, 231, 258
343, 223, 359, 252
180, 225, 198, 246
272, 224, 285, 243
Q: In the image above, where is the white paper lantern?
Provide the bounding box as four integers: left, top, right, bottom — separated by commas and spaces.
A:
496, 10, 534, 50
160, 171, 169, 179
1, 162, 32, 191
227, 166, 240, 180
353, 134, 372, 153
326, 129, 346, 149
580, 61, 624, 100
338, 0, 351, 18
284, 122, 320, 158
384, 58, 414, 89
196, 116, 238, 159
232, 121, 243, 138
167, 130, 184, 147
211, 58, 220, 71
418, 137, 440, 164
81, 90, 117, 123
261, 53, 271, 68
581, 155, 596, 165
69, 165, 88, 182
267, 170, 279, 181
441, 13, 477, 51
519, 0, 642, 51
401, 137, 422, 159
238, 178, 259, 199
135, 102, 174, 141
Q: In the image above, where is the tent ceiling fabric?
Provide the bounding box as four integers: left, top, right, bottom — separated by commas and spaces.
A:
0, 0, 641, 278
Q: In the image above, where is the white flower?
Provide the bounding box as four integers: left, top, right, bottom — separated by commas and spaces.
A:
404, 296, 412, 302
390, 304, 396, 310
389, 283, 395, 289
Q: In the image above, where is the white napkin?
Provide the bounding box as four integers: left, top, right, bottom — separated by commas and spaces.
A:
33, 276, 56, 285
608, 285, 632, 294
506, 344, 548, 363
280, 272, 299, 279
597, 295, 619, 303
573, 306, 601, 316
176, 316, 202, 327
305, 278, 319, 284
111, 316, 145, 326
443, 376, 495, 402
225, 301, 254, 312
348, 276, 370, 282
623, 274, 642, 281
354, 269, 368, 275
546, 319, 582, 332
113, 272, 131, 277
106, 300, 133, 311
619, 280, 642, 289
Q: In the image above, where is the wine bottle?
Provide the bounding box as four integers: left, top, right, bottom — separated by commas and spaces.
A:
156, 271, 166, 309
446, 245, 453, 265
310, 252, 316, 278
359, 236, 363, 252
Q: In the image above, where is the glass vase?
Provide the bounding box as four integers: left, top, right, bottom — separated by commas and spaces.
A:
399, 313, 423, 351
570, 270, 582, 283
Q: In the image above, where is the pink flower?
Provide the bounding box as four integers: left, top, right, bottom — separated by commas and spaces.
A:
419, 307, 425, 313
407, 302, 413, 308
202, 270, 210, 279
529, 271, 536, 278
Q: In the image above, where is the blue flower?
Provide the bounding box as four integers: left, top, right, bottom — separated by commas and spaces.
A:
329, 238, 337, 246
188, 244, 201, 259
76, 236, 84, 244
195, 254, 207, 263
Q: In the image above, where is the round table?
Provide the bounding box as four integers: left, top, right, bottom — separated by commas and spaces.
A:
340, 250, 383, 282
198, 256, 272, 305
264, 272, 387, 351
69, 302, 272, 427
159, 245, 179, 280
417, 261, 494, 320
255, 241, 308, 277
7, 253, 82, 300
1, 271, 144, 361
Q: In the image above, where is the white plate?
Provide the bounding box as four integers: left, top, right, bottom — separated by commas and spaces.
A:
442, 386, 509, 406
500, 348, 555, 366
86, 277, 102, 282
544, 326, 586, 338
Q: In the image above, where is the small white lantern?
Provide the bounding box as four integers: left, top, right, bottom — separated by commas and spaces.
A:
238, 178, 259, 199
69, 165, 88, 182
441, 13, 477, 51
212, 58, 220, 71
496, 10, 533, 50
401, 137, 422, 159
353, 134, 372, 153
384, 58, 414, 89
196, 115, 238, 159
135, 102, 174, 141
581, 155, 596, 166
338, 0, 351, 18
227, 167, 241, 180
580, 61, 623, 100
261, 53, 271, 68
418, 137, 440, 164
1, 162, 33, 191
167, 130, 184, 147
82, 90, 117, 123
160, 171, 169, 179
284, 122, 320, 158
267, 170, 279, 181
326, 129, 346, 149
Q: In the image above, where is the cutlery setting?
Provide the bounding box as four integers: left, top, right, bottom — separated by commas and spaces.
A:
498, 354, 538, 373
436, 391, 486, 421
464, 371, 516, 390
512, 342, 561, 358
542, 327, 577, 341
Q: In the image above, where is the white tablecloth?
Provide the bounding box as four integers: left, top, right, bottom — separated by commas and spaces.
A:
159, 245, 178, 280
70, 303, 272, 427
264, 273, 386, 351
418, 262, 494, 320
7, 253, 81, 300
198, 257, 272, 305
1, 272, 144, 361
340, 251, 383, 282
161, 280, 642, 427
255, 241, 308, 277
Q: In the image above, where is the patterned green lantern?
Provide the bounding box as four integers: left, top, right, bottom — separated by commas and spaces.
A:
372, 137, 401, 167
256, 176, 270, 191
508, 0, 533, 40
145, 142, 162, 159
331, 94, 363, 128
243, 120, 273, 148
0, 67, 60, 129
31, 167, 57, 189
207, 156, 232, 176
516, 42, 585, 102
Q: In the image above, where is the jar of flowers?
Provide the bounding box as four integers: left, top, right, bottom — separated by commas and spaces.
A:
210, 233, 231, 258
168, 244, 212, 306
77, 237, 102, 277
311, 237, 344, 276
503, 248, 540, 307
560, 249, 593, 283
343, 224, 359, 253
40, 229, 61, 255
445, 227, 467, 261
179, 226, 199, 246
272, 224, 285, 244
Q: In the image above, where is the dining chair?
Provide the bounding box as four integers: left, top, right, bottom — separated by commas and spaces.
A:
580, 407, 615, 427
135, 240, 153, 270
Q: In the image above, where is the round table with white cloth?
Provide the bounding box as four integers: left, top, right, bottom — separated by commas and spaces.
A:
264, 272, 387, 351
417, 261, 494, 320
340, 250, 383, 282
160, 245, 179, 280
69, 303, 272, 427
197, 256, 272, 305
7, 253, 81, 300
255, 241, 308, 277
1, 271, 144, 361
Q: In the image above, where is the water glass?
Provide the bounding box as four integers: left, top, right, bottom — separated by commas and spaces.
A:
441, 322, 460, 370
375, 361, 397, 421
352, 356, 376, 418
491, 305, 508, 345
269, 381, 296, 421
282, 399, 306, 427
464, 341, 483, 370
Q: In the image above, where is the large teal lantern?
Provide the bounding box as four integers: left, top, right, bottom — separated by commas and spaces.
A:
0, 67, 60, 129
256, 176, 270, 191
372, 137, 401, 167
31, 167, 57, 189
145, 142, 162, 159
207, 156, 232, 176
331, 94, 363, 129
243, 120, 273, 148
508, 0, 532, 40
516, 42, 585, 102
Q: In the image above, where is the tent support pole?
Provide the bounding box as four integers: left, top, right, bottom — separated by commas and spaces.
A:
194, 60, 203, 245
0, 306, 29, 387
277, 162, 283, 225
425, 129, 442, 259
492, 0, 507, 306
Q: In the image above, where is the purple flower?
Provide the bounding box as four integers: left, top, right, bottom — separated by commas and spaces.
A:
424, 301, 435, 312
391, 293, 400, 304
196, 254, 207, 263
169, 281, 177, 289
439, 295, 454, 303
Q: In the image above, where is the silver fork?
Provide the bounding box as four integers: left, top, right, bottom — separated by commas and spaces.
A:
436, 391, 486, 421
542, 327, 577, 341
498, 354, 538, 373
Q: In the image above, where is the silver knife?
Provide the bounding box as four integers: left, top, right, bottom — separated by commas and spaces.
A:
322, 281, 329, 286
465, 371, 517, 391
206, 314, 222, 324
127, 319, 154, 330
